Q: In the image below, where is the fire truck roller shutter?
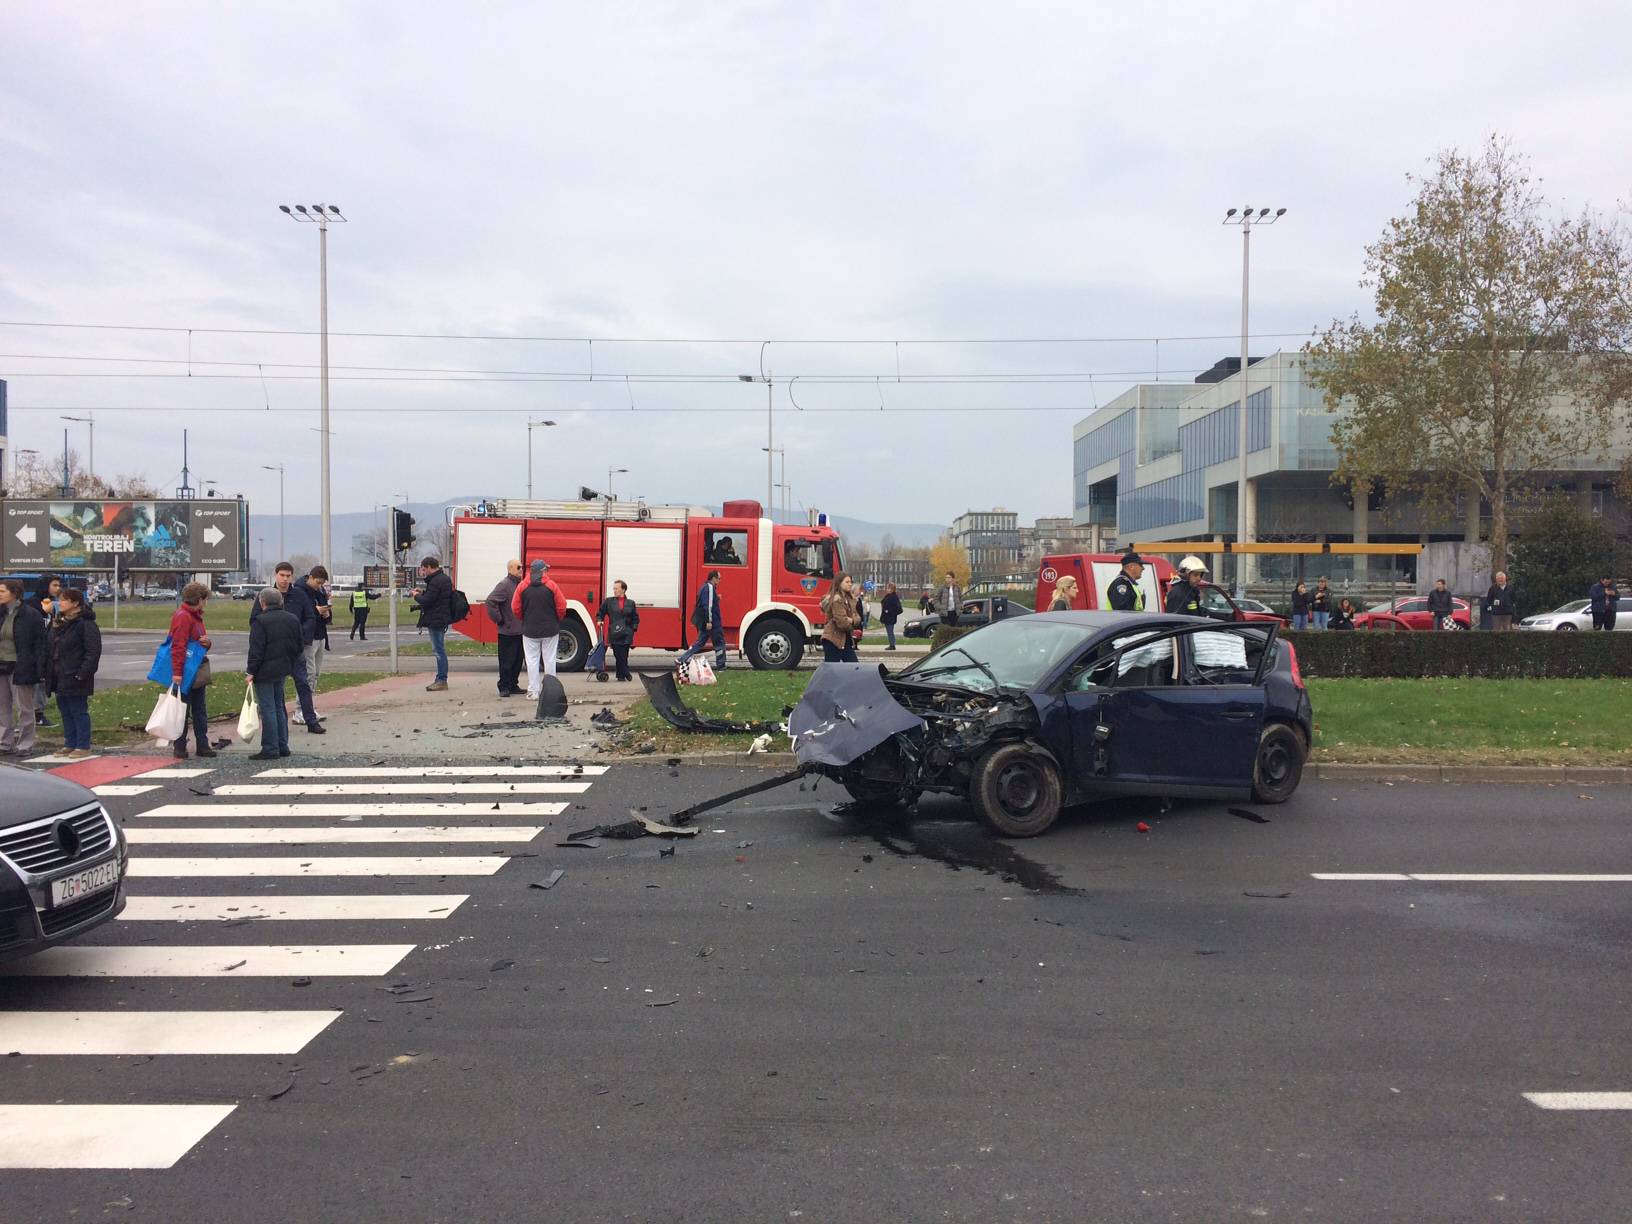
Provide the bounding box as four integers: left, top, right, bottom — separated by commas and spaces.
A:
453, 520, 524, 642
603, 524, 684, 651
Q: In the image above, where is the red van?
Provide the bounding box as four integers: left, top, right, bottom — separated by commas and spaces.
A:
1033, 553, 1285, 625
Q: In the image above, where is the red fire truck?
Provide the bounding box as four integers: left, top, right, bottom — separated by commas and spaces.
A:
450, 497, 845, 670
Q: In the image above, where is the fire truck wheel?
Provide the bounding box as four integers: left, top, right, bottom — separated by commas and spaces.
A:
745, 617, 805, 670
556, 619, 591, 672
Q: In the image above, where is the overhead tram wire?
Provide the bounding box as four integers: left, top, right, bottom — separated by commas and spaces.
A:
0, 318, 1315, 346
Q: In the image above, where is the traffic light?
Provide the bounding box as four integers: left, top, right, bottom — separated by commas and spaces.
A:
393, 509, 415, 553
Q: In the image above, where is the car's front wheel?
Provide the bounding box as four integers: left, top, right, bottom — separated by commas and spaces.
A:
1251, 723, 1305, 804
971, 744, 1063, 838
1556, 623, 1579, 632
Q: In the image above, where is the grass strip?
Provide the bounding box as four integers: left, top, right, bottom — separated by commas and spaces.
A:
35, 671, 390, 750
612, 670, 1632, 766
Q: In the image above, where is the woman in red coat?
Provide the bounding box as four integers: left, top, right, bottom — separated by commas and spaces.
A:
167, 582, 216, 759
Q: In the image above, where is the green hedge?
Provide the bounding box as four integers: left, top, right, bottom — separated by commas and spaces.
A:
930, 625, 976, 652
929, 624, 1631, 679
1283, 630, 1632, 679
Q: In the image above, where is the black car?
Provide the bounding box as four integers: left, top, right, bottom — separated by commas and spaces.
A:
902, 595, 1030, 639
0, 765, 129, 962
790, 612, 1313, 837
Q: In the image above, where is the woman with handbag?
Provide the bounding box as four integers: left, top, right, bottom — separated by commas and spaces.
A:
168, 582, 216, 759
596, 581, 640, 682
48, 588, 101, 758
820, 574, 861, 663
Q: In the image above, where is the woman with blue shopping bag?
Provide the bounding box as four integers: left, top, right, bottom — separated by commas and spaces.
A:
155, 583, 216, 759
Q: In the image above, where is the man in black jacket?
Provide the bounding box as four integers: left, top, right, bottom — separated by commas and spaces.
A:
1426, 578, 1455, 630
0, 579, 47, 755
485, 559, 525, 696
412, 556, 454, 691
1107, 552, 1146, 611
1484, 571, 1516, 631
246, 587, 303, 760
251, 562, 323, 732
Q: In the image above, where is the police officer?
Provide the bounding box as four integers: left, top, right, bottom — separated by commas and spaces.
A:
348, 586, 374, 640
1164, 555, 1212, 617
1106, 552, 1145, 612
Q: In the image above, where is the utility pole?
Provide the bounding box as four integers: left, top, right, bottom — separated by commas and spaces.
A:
1222, 206, 1286, 597
279, 203, 347, 573
739, 372, 774, 512
60, 428, 70, 496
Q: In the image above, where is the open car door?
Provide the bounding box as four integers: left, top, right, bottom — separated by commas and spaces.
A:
1060, 622, 1278, 794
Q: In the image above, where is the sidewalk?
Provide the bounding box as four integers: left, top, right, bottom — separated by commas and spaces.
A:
275, 670, 646, 760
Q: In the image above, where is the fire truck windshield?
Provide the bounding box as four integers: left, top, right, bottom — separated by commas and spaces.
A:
784, 538, 837, 580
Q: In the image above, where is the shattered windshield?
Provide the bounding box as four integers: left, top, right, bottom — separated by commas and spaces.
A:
902, 618, 1088, 693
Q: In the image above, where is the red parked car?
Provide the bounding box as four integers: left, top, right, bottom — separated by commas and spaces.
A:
1351, 595, 1471, 631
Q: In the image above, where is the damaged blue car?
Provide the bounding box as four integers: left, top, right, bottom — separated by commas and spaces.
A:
789, 612, 1313, 837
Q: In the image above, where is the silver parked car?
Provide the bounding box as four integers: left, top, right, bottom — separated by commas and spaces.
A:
1519, 598, 1630, 631
0, 765, 129, 962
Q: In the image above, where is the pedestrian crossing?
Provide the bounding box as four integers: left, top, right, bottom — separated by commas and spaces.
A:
0, 757, 606, 1171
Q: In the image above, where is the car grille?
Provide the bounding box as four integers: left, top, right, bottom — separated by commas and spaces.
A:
38, 890, 119, 936
0, 806, 114, 875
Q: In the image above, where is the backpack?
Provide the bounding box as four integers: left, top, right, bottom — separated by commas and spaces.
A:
449, 588, 471, 622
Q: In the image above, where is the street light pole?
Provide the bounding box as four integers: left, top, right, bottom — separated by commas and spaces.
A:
1222, 206, 1286, 597
279, 203, 346, 574
739, 372, 774, 512
62, 414, 94, 488
607, 467, 628, 501
526, 419, 557, 500
762, 446, 784, 521
260, 464, 285, 564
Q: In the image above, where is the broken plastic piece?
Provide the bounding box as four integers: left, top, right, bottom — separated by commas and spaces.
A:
531, 869, 566, 890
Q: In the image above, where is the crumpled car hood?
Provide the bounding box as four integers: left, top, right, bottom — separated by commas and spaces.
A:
787, 663, 925, 768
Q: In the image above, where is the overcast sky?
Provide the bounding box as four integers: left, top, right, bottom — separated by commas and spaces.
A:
3, 1, 1629, 530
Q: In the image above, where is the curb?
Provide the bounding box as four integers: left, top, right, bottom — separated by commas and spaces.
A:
608, 754, 1631, 782
1313, 763, 1629, 784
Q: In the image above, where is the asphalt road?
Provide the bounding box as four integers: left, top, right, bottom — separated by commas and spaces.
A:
3, 762, 1629, 1222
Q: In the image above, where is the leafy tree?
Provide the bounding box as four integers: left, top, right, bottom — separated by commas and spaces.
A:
1307, 137, 1632, 572
1507, 497, 1616, 616
928, 535, 971, 589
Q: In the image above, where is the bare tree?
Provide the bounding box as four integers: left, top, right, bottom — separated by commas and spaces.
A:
1308, 137, 1632, 571
353, 526, 394, 564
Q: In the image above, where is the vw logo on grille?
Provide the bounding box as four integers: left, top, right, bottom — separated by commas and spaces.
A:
54, 819, 82, 861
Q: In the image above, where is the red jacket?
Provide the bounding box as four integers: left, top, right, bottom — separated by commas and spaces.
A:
511, 575, 566, 627
169, 602, 206, 678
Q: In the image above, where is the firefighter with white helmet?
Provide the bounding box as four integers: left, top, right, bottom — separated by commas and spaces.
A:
1165, 554, 1216, 617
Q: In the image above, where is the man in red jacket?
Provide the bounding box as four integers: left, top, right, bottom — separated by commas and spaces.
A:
511, 559, 567, 700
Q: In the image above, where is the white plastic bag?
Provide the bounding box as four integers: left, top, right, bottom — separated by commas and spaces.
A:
685, 657, 718, 686
237, 682, 262, 746
145, 684, 188, 743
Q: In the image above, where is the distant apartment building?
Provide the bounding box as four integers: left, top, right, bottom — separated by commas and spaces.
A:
952, 509, 1022, 580
856, 556, 932, 592
1020, 516, 1105, 567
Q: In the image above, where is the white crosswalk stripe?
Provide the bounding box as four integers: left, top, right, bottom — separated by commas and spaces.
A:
215, 781, 591, 795
2, 944, 417, 977
0, 1010, 341, 1054
1524, 1092, 1632, 1110
128, 855, 511, 877
126, 825, 546, 844
0, 1105, 238, 1169
4, 755, 609, 1171
120, 894, 468, 921
253, 765, 608, 777
137, 801, 571, 818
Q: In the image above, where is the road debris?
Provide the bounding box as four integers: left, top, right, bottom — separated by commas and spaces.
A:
530, 869, 567, 890
1229, 807, 1271, 824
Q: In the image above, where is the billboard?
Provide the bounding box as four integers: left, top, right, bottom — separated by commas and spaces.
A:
1, 499, 249, 572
